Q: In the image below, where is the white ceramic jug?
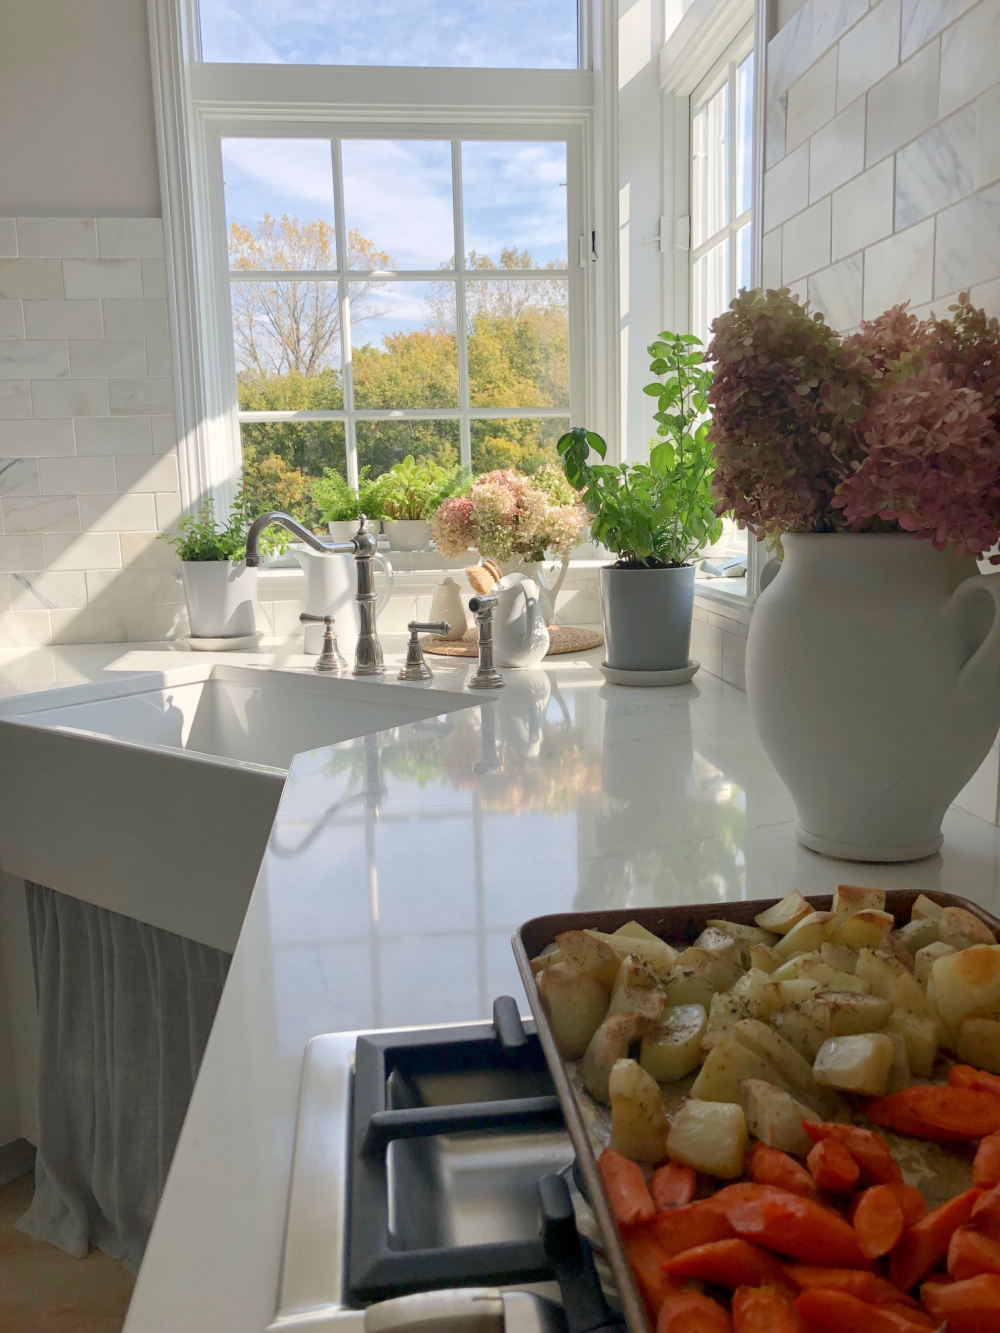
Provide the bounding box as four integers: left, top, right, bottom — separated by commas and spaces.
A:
429, 576, 469, 639
493, 573, 550, 668
293, 544, 394, 654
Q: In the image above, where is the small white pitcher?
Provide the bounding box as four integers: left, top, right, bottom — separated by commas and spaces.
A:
493, 573, 550, 668
293, 545, 394, 654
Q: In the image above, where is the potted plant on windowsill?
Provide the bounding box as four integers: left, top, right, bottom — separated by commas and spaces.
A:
709, 288, 1000, 862
369, 455, 471, 551
311, 466, 385, 542
556, 330, 722, 681
162, 486, 287, 642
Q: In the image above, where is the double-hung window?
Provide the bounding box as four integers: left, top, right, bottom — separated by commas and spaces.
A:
149, 0, 611, 516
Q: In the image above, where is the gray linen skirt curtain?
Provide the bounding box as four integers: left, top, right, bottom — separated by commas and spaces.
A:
17, 883, 231, 1273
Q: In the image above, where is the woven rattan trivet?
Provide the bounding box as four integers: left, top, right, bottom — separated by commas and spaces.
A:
422, 625, 603, 657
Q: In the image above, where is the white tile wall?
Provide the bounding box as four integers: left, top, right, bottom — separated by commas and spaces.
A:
765, 0, 1000, 333
0, 218, 183, 646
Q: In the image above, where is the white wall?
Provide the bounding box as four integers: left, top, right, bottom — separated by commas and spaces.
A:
0, 0, 160, 218
762, 0, 1000, 329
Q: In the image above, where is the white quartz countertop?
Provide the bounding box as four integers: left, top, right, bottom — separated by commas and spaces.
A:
5, 640, 1000, 1332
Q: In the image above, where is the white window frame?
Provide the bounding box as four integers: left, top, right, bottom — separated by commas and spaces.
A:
147, 0, 616, 515
658, 0, 767, 601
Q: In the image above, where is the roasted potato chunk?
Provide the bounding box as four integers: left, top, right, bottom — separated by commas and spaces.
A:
580, 1010, 655, 1103
827, 909, 894, 951
813, 1033, 895, 1096
957, 1014, 1000, 1075
555, 931, 621, 987
774, 911, 836, 959
609, 1058, 669, 1162
739, 1078, 820, 1156
537, 961, 610, 1059
886, 1008, 938, 1078
640, 1003, 707, 1082
755, 891, 813, 936
915, 940, 956, 986
931, 945, 1000, 1030
667, 1099, 748, 1179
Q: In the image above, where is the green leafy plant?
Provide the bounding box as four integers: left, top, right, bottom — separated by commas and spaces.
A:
161, 484, 289, 562
556, 330, 723, 567
310, 466, 385, 523
370, 454, 470, 521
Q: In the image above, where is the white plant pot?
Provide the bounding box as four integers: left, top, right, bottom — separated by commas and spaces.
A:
746, 533, 1000, 862
327, 521, 359, 543
384, 519, 432, 552
181, 561, 258, 639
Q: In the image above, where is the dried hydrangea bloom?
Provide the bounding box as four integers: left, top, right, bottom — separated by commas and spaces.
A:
707, 288, 872, 538
833, 363, 1000, 558
846, 303, 936, 381
430, 493, 475, 556
929, 293, 1000, 415
471, 480, 519, 561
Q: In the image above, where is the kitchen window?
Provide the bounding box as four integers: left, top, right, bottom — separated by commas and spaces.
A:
148, 0, 612, 515
690, 34, 754, 347
223, 135, 573, 491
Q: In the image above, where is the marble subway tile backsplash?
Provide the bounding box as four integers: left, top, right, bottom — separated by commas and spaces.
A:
0, 217, 183, 646
766, 0, 1000, 336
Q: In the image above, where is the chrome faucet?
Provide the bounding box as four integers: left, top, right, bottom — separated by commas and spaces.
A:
467, 593, 505, 690
244, 512, 385, 676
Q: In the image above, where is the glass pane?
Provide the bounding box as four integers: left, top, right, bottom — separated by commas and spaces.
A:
343, 141, 454, 271
692, 82, 729, 248
222, 139, 336, 271
470, 418, 567, 473
466, 279, 569, 409
462, 142, 568, 269
357, 420, 460, 477
241, 422, 346, 529
736, 53, 755, 218
692, 239, 730, 347
350, 281, 458, 410
736, 223, 752, 294
199, 0, 578, 69
231, 281, 343, 404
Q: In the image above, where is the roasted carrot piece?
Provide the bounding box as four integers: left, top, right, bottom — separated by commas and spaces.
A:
732, 1284, 805, 1333
884, 1181, 926, 1226
807, 1138, 860, 1195
648, 1200, 736, 1255
801, 1121, 903, 1184
877, 1305, 936, 1329
921, 1273, 1000, 1333
783, 1266, 921, 1308
656, 1286, 732, 1333
949, 1225, 1000, 1281
794, 1289, 936, 1333
727, 1193, 866, 1267
888, 1187, 981, 1292
623, 1231, 681, 1320
854, 1185, 905, 1260
651, 1161, 697, 1210
973, 1181, 1000, 1240
663, 1238, 793, 1291
866, 1086, 1000, 1143
598, 1148, 655, 1227
950, 1064, 1000, 1097
975, 1133, 1000, 1190
749, 1143, 818, 1199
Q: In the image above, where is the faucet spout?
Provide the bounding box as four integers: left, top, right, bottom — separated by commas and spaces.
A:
243, 511, 355, 568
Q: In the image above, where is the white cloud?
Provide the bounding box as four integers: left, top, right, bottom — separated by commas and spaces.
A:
222, 139, 336, 226
342, 141, 454, 270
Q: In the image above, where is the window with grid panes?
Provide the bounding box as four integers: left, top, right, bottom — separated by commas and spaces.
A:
223, 135, 572, 490
690, 34, 754, 348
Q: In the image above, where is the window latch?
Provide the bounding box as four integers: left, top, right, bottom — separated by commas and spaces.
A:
580, 232, 598, 266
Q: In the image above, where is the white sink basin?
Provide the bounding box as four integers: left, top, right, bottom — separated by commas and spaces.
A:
0, 664, 476, 951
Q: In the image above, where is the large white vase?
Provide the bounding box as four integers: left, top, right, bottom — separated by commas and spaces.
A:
181, 561, 257, 638
746, 534, 1000, 862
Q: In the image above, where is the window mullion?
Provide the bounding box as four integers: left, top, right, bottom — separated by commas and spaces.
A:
331, 137, 359, 487
452, 139, 472, 469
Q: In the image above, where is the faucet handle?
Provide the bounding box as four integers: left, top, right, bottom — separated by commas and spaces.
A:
299, 612, 347, 672
398, 620, 450, 682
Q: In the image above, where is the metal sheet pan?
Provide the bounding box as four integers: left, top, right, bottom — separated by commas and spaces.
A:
513, 889, 1000, 1333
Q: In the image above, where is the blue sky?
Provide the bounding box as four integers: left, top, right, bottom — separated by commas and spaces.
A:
200, 0, 578, 68
221, 136, 569, 349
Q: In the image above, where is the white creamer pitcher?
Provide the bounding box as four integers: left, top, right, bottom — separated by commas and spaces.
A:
493, 573, 550, 668
293, 545, 394, 654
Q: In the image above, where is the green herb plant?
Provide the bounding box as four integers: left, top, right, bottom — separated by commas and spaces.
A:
162, 483, 289, 562
370, 454, 470, 521
311, 466, 385, 524
556, 330, 723, 567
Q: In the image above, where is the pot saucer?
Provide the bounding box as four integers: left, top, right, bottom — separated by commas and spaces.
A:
599, 659, 699, 687
184, 632, 263, 652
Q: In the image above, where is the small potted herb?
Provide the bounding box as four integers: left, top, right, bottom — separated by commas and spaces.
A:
310, 467, 385, 542
370, 455, 470, 551
163, 486, 287, 641
557, 330, 721, 679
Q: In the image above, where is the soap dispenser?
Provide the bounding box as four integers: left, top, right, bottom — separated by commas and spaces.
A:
429, 577, 468, 639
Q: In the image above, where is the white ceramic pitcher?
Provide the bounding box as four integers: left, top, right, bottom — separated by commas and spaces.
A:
293, 545, 394, 654
493, 573, 550, 668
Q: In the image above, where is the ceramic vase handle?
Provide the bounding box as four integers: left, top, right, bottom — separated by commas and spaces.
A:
954, 571, 1000, 702
759, 556, 781, 592
374, 553, 394, 615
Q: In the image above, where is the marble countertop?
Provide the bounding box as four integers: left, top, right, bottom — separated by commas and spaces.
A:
6, 640, 999, 1332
